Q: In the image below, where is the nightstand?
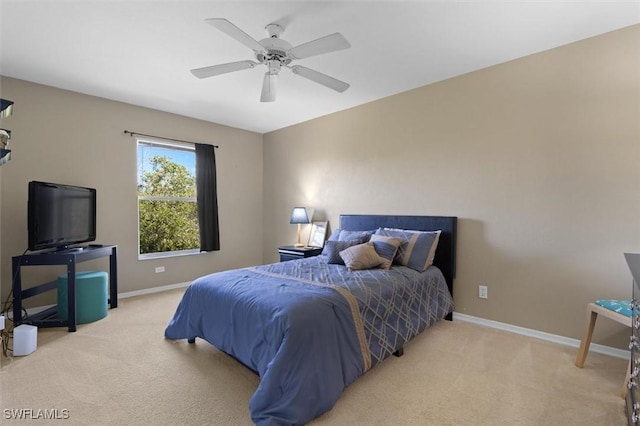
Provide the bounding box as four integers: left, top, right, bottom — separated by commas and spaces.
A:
278, 245, 323, 262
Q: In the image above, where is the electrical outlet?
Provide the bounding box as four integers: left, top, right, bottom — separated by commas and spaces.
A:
155, 266, 165, 273
478, 285, 488, 299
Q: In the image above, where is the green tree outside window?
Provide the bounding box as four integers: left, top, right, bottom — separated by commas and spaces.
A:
138, 147, 199, 256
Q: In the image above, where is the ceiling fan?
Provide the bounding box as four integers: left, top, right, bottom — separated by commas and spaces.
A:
191, 19, 351, 102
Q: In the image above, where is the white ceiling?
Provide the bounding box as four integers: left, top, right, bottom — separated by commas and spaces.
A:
1, 1, 638, 134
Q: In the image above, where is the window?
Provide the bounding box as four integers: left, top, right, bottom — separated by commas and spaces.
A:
137, 139, 200, 259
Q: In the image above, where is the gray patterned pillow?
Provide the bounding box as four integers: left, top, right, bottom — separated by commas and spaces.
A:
339, 242, 383, 271
369, 234, 403, 270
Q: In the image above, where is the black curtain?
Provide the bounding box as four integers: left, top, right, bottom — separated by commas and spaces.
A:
195, 143, 220, 251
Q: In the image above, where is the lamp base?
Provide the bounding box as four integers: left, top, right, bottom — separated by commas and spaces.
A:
295, 223, 305, 248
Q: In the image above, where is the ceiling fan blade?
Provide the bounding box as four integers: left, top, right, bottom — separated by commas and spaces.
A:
205, 18, 265, 53
290, 65, 349, 93
288, 33, 350, 60
190, 60, 257, 79
260, 73, 277, 102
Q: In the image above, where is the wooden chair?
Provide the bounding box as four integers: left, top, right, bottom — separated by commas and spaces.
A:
575, 300, 632, 398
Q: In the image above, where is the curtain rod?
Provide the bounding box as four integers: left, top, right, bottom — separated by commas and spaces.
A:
123, 130, 219, 148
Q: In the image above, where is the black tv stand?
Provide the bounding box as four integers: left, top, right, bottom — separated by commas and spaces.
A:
59, 247, 84, 253
12, 245, 118, 332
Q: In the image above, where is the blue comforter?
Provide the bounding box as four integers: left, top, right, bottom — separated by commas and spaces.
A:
164, 257, 453, 425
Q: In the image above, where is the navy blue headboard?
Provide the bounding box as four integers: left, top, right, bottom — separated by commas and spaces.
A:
339, 215, 457, 298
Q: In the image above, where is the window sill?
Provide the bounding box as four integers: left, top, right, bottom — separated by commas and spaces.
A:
138, 249, 202, 261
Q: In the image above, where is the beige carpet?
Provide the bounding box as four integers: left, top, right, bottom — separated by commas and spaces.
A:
0, 288, 628, 425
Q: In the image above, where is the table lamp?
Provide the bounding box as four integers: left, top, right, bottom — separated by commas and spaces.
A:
290, 207, 310, 247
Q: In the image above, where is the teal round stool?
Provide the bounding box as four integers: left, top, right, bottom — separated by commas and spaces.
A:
57, 271, 108, 324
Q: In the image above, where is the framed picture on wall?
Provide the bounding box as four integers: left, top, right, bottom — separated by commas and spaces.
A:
307, 221, 328, 248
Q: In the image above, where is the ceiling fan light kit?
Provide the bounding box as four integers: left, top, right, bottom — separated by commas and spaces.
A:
192, 18, 351, 102
261, 72, 277, 102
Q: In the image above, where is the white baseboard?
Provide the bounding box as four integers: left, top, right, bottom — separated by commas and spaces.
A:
118, 281, 191, 299
453, 312, 629, 360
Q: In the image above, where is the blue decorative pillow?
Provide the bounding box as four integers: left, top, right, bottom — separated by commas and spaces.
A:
324, 239, 366, 264
322, 229, 344, 256
322, 229, 374, 256
369, 234, 403, 270
326, 229, 341, 241
337, 229, 375, 242
375, 228, 441, 272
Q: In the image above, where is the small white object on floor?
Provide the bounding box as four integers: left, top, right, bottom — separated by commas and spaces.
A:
13, 324, 38, 356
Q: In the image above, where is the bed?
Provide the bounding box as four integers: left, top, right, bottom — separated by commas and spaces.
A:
164, 214, 456, 425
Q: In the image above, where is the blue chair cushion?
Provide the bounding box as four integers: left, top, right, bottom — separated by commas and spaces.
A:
595, 299, 632, 317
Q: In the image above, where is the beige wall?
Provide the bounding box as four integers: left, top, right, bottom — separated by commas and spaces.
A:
263, 25, 640, 347
0, 77, 264, 306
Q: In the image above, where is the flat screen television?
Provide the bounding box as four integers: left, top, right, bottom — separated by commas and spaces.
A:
28, 181, 97, 251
